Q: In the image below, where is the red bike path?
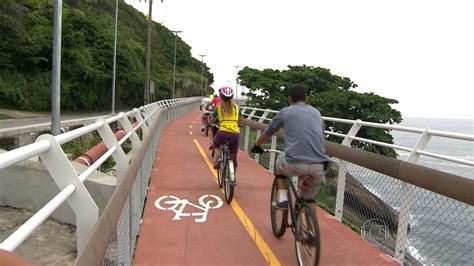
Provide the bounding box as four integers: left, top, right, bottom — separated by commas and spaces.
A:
134, 110, 397, 265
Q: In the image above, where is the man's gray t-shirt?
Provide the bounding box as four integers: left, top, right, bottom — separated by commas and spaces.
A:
264, 102, 329, 164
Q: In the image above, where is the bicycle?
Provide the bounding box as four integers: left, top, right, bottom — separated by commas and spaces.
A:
264, 149, 321, 266
216, 138, 237, 204
202, 110, 213, 137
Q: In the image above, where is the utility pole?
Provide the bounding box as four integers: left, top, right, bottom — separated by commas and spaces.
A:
171, 30, 182, 98
234, 65, 239, 98
111, 0, 118, 114
199, 54, 206, 96
51, 0, 62, 135
144, 0, 153, 105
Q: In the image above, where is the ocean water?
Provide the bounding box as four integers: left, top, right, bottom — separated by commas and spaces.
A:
391, 117, 474, 179
379, 117, 474, 264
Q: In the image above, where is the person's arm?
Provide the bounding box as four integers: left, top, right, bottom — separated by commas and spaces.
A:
210, 109, 218, 124
237, 109, 243, 126
255, 132, 271, 147
251, 109, 285, 153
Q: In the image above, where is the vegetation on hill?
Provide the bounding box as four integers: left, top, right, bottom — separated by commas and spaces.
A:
0, 0, 213, 111
239, 65, 403, 157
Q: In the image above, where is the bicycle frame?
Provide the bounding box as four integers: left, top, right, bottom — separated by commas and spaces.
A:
285, 176, 302, 233
220, 140, 235, 183
264, 149, 321, 265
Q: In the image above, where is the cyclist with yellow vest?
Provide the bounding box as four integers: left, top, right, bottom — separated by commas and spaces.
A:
211, 86, 242, 169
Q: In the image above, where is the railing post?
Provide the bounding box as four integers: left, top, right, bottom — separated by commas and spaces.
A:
95, 118, 129, 181
134, 108, 149, 138
268, 135, 277, 172
36, 134, 98, 252
394, 128, 431, 263
244, 109, 257, 153
254, 110, 270, 162
335, 119, 362, 221
118, 112, 142, 151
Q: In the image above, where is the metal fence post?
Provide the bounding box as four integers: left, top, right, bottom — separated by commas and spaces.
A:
254, 110, 269, 162
394, 128, 431, 263
118, 112, 142, 151
244, 109, 257, 153
36, 134, 98, 251
134, 108, 149, 137
335, 119, 362, 221
268, 136, 277, 172
95, 118, 129, 181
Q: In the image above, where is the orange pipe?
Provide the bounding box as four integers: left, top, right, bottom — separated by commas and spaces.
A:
74, 130, 127, 166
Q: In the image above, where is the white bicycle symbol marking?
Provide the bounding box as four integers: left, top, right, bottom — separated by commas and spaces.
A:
154, 194, 223, 223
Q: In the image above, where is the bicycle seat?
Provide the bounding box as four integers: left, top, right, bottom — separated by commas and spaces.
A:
298, 175, 314, 191
298, 174, 314, 179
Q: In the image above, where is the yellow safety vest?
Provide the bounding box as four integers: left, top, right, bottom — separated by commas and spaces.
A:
217, 103, 240, 133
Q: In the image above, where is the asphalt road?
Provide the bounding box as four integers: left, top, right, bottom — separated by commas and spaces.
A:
0, 111, 110, 131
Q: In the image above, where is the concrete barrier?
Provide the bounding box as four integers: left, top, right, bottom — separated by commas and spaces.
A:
0, 153, 116, 225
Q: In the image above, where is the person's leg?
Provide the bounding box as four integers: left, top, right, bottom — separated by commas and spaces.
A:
212, 131, 224, 168
228, 132, 240, 168
201, 113, 206, 131
301, 163, 326, 201
274, 154, 290, 207
209, 124, 215, 149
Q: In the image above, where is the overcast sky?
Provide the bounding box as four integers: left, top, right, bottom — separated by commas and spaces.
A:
124, 0, 473, 119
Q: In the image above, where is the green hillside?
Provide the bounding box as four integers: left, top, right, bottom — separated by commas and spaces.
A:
0, 0, 213, 111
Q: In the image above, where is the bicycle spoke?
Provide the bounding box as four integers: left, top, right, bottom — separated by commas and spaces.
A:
270, 178, 287, 237
294, 202, 320, 266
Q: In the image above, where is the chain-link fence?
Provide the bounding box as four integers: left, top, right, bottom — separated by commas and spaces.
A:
100, 102, 196, 265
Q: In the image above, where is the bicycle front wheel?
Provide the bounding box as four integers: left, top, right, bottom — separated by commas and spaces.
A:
270, 178, 287, 238
224, 159, 235, 203
294, 202, 320, 266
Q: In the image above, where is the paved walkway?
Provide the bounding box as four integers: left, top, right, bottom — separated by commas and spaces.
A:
134, 110, 397, 265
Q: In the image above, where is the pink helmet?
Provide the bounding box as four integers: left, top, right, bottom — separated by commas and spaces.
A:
219, 86, 234, 97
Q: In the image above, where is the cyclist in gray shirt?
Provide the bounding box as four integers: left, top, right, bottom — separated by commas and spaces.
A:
251, 84, 329, 208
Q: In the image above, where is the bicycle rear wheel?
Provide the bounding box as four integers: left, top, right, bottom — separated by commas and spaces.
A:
294, 202, 320, 266
224, 159, 235, 203
270, 178, 287, 237
217, 154, 225, 188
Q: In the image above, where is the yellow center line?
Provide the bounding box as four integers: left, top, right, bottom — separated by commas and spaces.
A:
193, 139, 281, 266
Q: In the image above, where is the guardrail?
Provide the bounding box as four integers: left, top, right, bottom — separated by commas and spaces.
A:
0, 97, 200, 265
239, 106, 474, 265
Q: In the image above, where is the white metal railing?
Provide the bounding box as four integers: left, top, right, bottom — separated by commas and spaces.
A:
0, 97, 196, 253
240, 106, 474, 264
241, 107, 474, 167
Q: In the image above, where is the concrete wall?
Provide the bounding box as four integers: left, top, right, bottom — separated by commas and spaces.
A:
0, 159, 116, 225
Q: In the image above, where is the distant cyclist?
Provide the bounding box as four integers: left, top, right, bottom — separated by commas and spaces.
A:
211, 86, 242, 170
200, 96, 212, 132
206, 94, 221, 147
251, 84, 329, 208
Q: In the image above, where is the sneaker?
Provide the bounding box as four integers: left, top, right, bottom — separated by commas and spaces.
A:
201, 127, 205, 132
213, 159, 222, 169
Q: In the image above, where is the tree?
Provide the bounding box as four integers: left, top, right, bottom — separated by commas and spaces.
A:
239, 65, 402, 157
0, 0, 213, 111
